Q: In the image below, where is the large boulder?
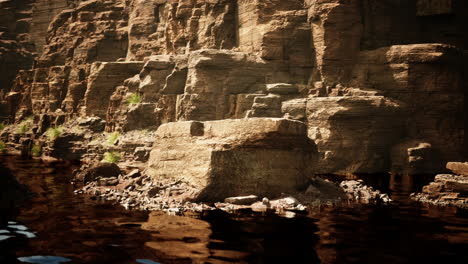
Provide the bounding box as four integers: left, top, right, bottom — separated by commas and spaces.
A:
146, 118, 317, 201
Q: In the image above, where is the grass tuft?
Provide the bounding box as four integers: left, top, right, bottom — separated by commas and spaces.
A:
126, 93, 142, 105
106, 132, 120, 145
17, 123, 29, 134
0, 141, 6, 153
47, 127, 62, 141
31, 145, 42, 157
103, 151, 121, 163
16, 117, 33, 134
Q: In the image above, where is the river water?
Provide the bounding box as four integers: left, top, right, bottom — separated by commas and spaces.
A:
0, 155, 467, 264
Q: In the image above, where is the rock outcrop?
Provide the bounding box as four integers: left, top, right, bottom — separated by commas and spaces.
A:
146, 118, 317, 201
412, 162, 468, 208
284, 96, 403, 174
352, 44, 464, 173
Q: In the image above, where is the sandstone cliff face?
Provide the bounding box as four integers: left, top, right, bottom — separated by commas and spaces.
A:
1, 0, 468, 178
284, 96, 403, 174
127, 0, 237, 60
30, 0, 81, 55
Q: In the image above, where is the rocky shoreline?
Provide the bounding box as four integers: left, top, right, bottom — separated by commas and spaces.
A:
1, 115, 466, 216
411, 162, 468, 209
72, 161, 393, 217
1, 0, 468, 217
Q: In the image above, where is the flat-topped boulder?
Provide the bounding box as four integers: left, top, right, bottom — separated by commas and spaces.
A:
146, 118, 317, 201
446, 162, 468, 176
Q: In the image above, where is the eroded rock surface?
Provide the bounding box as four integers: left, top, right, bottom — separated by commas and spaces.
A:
1, 0, 468, 211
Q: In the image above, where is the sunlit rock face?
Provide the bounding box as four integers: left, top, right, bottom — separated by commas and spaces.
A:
127, 0, 238, 60
1, 0, 468, 175
146, 118, 317, 201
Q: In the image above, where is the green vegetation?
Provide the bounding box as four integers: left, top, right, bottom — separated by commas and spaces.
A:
0, 141, 6, 153
103, 151, 121, 163
16, 117, 33, 134
126, 93, 142, 105
17, 123, 29, 134
31, 145, 42, 157
0, 123, 5, 131
106, 132, 120, 145
47, 127, 63, 141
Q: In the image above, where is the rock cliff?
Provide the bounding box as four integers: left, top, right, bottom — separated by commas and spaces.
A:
1, 0, 468, 200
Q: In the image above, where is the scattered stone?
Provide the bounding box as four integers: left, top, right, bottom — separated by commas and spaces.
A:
224, 195, 258, 205
266, 83, 298, 95
97, 177, 119, 187
251, 202, 269, 212
147, 186, 162, 198
125, 169, 141, 179
75, 169, 393, 216
340, 180, 392, 203
412, 172, 468, 209
133, 147, 151, 162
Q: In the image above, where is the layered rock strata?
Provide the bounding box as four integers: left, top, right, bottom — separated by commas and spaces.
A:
412, 162, 468, 208
283, 96, 403, 174
0, 0, 468, 199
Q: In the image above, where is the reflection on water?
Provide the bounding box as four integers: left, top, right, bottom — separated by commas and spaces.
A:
1, 155, 467, 264
18, 256, 71, 264
136, 259, 161, 264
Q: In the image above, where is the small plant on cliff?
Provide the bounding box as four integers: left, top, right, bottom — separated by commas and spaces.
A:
16, 117, 33, 134
103, 151, 121, 163
0, 141, 6, 153
17, 123, 29, 134
106, 132, 120, 145
31, 145, 42, 157
0, 123, 5, 131
47, 127, 63, 141
126, 93, 142, 105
